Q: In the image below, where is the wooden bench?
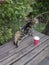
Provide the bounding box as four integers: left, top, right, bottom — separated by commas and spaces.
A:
0, 31, 49, 65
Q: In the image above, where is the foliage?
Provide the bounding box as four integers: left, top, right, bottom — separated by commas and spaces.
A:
0, 0, 34, 45
42, 21, 49, 35
1, 0, 49, 44
31, 0, 49, 34
34, 23, 46, 32
31, 0, 49, 16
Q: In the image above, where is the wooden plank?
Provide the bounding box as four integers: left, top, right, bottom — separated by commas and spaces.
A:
0, 31, 45, 53
0, 36, 32, 61
0, 32, 45, 61
12, 39, 49, 65
26, 46, 49, 65
0, 36, 49, 65
0, 40, 15, 55
0, 36, 32, 56
0, 31, 45, 56
38, 55, 49, 65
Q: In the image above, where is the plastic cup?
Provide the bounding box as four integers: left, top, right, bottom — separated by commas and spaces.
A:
34, 36, 40, 45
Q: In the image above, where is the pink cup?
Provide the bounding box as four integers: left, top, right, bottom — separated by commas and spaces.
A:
34, 36, 40, 45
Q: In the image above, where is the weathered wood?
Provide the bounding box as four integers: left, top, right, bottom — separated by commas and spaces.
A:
0, 31, 44, 55
0, 36, 49, 65
0, 40, 15, 55
38, 54, 49, 65
0, 31, 49, 65
0, 31, 45, 62
12, 39, 49, 65
0, 36, 32, 61
26, 46, 49, 65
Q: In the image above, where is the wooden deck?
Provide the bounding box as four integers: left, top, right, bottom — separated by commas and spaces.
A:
0, 31, 49, 65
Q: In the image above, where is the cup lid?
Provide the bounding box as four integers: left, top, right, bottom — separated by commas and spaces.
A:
34, 36, 40, 40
